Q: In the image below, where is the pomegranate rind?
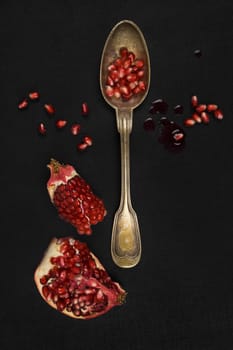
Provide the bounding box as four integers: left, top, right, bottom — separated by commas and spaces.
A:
34, 237, 126, 319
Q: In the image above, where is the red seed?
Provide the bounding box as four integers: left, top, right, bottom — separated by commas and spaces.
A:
113, 88, 121, 98
81, 102, 89, 115
192, 113, 202, 123
107, 64, 116, 71
119, 47, 128, 58
191, 95, 198, 107
214, 109, 223, 120
44, 104, 55, 115
77, 142, 88, 151
105, 86, 114, 97
196, 104, 207, 113
126, 73, 137, 82
138, 81, 146, 91
137, 69, 144, 78
83, 136, 93, 146
38, 122, 46, 135
173, 133, 184, 141
56, 120, 67, 129
29, 91, 39, 100
18, 99, 28, 110
71, 123, 81, 135
128, 52, 135, 63
184, 118, 196, 127
207, 104, 218, 112
201, 112, 210, 124
134, 59, 144, 68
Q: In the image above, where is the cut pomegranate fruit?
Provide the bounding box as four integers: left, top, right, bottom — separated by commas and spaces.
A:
34, 237, 126, 319
47, 159, 107, 235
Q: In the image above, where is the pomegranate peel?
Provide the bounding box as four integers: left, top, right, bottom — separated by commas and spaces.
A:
47, 159, 107, 235
34, 237, 126, 319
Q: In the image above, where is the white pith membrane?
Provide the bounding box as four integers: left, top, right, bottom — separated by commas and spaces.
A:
34, 237, 126, 319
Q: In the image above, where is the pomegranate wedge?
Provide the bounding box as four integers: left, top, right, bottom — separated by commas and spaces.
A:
34, 237, 126, 319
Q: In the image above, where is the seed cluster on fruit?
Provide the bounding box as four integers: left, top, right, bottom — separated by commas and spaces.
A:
105, 47, 146, 101
34, 237, 126, 319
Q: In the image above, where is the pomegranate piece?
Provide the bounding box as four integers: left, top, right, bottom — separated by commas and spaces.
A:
195, 104, 207, 113
192, 113, 202, 123
191, 95, 198, 107
18, 99, 28, 110
83, 136, 93, 146
214, 109, 223, 120
34, 237, 126, 319
201, 112, 210, 124
44, 103, 55, 115
29, 91, 40, 100
184, 118, 196, 127
47, 159, 107, 235
207, 104, 218, 112
77, 142, 88, 151
56, 120, 67, 129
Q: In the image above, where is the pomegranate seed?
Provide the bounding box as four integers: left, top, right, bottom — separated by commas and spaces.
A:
44, 104, 55, 115
201, 112, 210, 124
214, 109, 223, 120
150, 99, 168, 114
83, 136, 93, 146
184, 118, 196, 127
106, 76, 114, 86
173, 104, 184, 114
113, 88, 121, 98
119, 47, 128, 58
123, 59, 131, 69
77, 142, 88, 151
194, 49, 202, 57
196, 104, 207, 113
192, 113, 202, 123
56, 120, 67, 129
137, 70, 144, 78
109, 70, 119, 82
105, 86, 114, 97
126, 73, 137, 82
133, 86, 141, 95
118, 67, 126, 79
138, 81, 146, 90
71, 123, 81, 135
18, 99, 28, 110
120, 86, 129, 95
191, 95, 198, 107
38, 122, 46, 135
29, 91, 39, 100
107, 64, 116, 71
207, 104, 218, 112
134, 59, 144, 68
173, 133, 184, 141
81, 102, 89, 116
143, 117, 156, 131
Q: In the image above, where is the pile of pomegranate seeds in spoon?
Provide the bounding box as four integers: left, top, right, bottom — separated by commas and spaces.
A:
105, 47, 146, 101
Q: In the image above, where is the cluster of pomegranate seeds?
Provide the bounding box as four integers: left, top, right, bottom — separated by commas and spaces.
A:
18, 92, 93, 151
105, 46, 146, 100
184, 95, 223, 127
34, 237, 126, 319
47, 159, 106, 235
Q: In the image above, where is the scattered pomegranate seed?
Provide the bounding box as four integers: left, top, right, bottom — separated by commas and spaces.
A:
195, 104, 207, 113
173, 104, 184, 114
81, 102, 89, 116
55, 120, 67, 129
44, 104, 55, 115
173, 133, 184, 141
200, 112, 210, 124
191, 95, 198, 107
214, 109, 223, 120
77, 142, 88, 151
18, 99, 28, 110
29, 91, 40, 100
143, 117, 156, 131
83, 136, 93, 146
194, 49, 202, 57
150, 99, 168, 114
38, 122, 46, 135
184, 118, 196, 127
207, 104, 218, 112
71, 123, 81, 135
192, 113, 202, 123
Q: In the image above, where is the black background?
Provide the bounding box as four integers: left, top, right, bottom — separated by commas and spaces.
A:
1, 0, 233, 349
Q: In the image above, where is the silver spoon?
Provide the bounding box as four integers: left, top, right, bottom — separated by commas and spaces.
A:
100, 20, 151, 268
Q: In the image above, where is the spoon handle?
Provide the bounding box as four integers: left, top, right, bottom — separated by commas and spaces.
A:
111, 109, 141, 268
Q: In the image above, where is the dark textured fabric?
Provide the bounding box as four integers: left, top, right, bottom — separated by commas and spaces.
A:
1, 0, 233, 349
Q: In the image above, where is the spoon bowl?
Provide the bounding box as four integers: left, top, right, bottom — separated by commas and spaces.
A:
100, 20, 151, 268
